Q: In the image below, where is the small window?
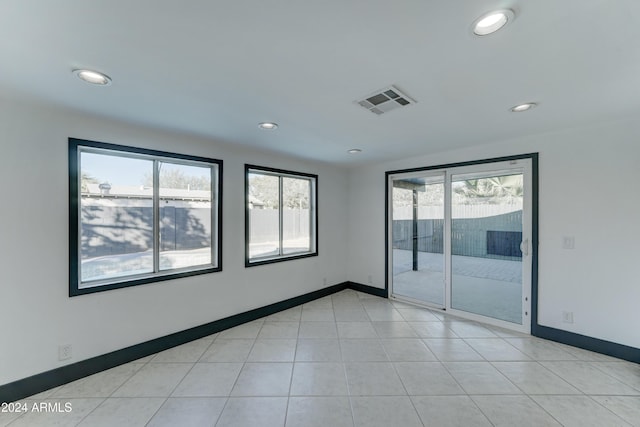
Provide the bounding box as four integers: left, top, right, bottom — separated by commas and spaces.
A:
245, 165, 317, 266
69, 138, 222, 296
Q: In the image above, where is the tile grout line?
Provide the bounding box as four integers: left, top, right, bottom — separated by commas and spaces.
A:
212, 320, 263, 426
588, 361, 640, 393
343, 293, 363, 427
333, 295, 357, 427
480, 358, 565, 426
282, 306, 306, 427
141, 339, 220, 425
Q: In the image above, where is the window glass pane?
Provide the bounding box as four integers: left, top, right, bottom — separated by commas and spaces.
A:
248, 172, 280, 259
80, 152, 153, 284
451, 173, 524, 324
391, 177, 445, 307
282, 177, 311, 255
159, 162, 213, 270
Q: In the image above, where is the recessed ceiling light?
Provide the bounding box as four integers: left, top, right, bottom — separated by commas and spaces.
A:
258, 122, 278, 130
511, 102, 537, 112
472, 9, 515, 36
347, 148, 362, 154
73, 69, 112, 86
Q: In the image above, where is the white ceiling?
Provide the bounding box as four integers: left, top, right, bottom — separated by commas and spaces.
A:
1, 0, 639, 165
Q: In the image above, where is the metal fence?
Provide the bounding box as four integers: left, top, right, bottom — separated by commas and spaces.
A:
81, 205, 211, 259
392, 211, 522, 261
81, 206, 308, 259
249, 209, 310, 242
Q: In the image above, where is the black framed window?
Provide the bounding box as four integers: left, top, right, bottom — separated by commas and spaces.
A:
245, 165, 317, 266
69, 138, 223, 296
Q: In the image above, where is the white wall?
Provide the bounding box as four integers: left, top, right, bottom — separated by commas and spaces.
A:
347, 118, 640, 349
2, 95, 638, 387
0, 98, 349, 385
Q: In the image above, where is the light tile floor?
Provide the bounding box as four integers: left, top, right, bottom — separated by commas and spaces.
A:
3, 290, 639, 426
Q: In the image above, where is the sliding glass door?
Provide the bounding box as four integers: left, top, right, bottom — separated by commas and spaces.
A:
388, 158, 532, 333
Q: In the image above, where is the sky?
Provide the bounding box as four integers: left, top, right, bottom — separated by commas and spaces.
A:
81, 152, 209, 187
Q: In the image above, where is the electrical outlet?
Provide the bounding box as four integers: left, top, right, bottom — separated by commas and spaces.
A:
323, 277, 327, 286
562, 236, 575, 249
367, 275, 372, 284
562, 311, 574, 323
59, 344, 72, 361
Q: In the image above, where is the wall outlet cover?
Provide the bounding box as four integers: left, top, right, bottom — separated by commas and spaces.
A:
562, 311, 574, 323
58, 344, 72, 361
562, 236, 575, 249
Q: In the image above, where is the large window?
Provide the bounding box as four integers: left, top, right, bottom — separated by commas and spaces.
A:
69, 138, 222, 296
245, 165, 317, 266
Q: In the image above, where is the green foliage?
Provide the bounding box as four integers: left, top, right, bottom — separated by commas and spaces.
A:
142, 168, 210, 191
249, 174, 310, 209
283, 177, 310, 209
392, 183, 444, 207
81, 172, 98, 192
453, 174, 523, 203
392, 174, 522, 207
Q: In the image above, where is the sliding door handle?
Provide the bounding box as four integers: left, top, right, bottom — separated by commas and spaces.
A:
520, 239, 529, 256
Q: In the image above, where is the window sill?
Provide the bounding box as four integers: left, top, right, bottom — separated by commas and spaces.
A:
245, 252, 318, 268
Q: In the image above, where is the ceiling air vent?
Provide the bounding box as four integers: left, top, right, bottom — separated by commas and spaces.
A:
356, 85, 416, 115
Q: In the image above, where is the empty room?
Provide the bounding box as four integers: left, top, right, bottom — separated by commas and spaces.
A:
0, 1, 638, 426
